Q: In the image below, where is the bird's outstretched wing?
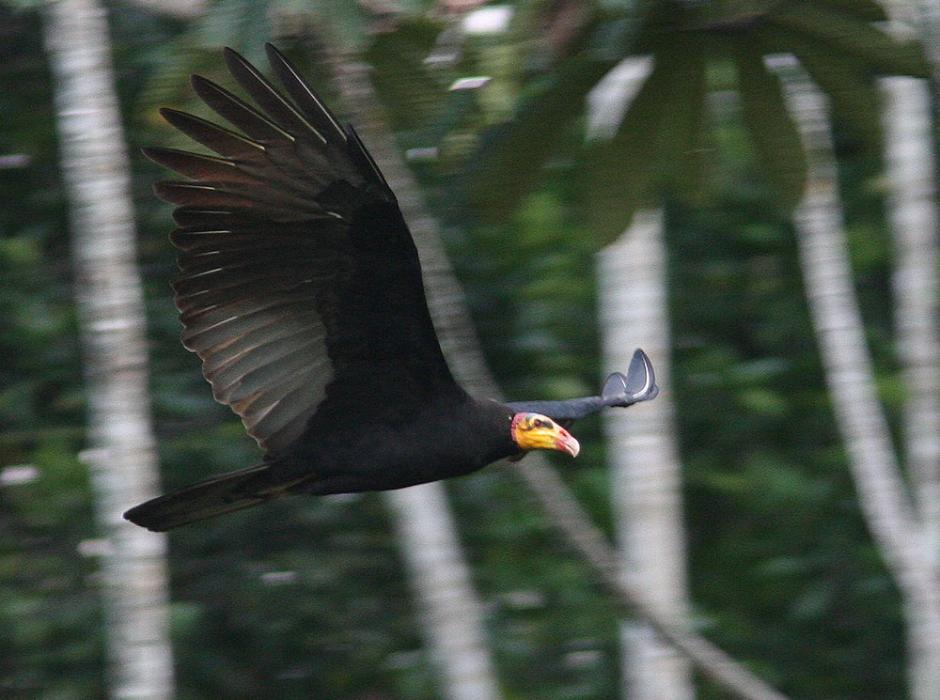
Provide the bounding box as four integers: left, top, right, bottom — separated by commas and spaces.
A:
506, 349, 658, 423
145, 44, 461, 458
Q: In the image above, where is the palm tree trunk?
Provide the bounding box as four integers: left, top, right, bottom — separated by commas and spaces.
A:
386, 485, 502, 700
915, 0, 940, 83
43, 1, 174, 698
590, 61, 692, 699
882, 73, 940, 570
880, 0, 940, 573
600, 209, 694, 700
775, 55, 940, 700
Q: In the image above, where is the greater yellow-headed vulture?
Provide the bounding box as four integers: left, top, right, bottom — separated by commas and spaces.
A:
124, 45, 658, 531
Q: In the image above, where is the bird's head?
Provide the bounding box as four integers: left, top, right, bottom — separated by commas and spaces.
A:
510, 413, 580, 457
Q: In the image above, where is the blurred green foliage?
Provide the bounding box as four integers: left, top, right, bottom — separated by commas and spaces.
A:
0, 0, 926, 698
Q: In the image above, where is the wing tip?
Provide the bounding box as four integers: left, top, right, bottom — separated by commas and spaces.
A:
140, 145, 163, 166
264, 42, 284, 64
157, 106, 179, 123
602, 348, 659, 406
223, 45, 260, 83
624, 348, 658, 402
158, 106, 201, 132
222, 45, 242, 64
190, 72, 215, 95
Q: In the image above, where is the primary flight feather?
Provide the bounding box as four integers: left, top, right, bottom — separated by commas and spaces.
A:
124, 45, 658, 531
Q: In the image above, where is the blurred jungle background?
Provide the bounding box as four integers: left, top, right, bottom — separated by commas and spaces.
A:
4, 0, 940, 698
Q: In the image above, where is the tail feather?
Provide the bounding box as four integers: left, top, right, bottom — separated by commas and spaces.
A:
124, 464, 286, 532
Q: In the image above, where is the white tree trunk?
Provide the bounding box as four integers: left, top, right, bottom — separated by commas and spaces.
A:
387, 485, 501, 700
881, 74, 940, 570
600, 209, 694, 700
43, 1, 175, 698
776, 56, 940, 700
880, 0, 940, 574
916, 0, 940, 84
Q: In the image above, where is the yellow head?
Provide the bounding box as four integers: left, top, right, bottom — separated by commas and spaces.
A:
510, 413, 580, 457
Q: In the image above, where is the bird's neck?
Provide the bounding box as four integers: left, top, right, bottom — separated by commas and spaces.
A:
466, 398, 518, 464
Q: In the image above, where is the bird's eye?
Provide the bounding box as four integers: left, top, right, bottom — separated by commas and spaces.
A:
533, 418, 545, 428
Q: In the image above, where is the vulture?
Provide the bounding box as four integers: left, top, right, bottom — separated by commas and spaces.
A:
124, 45, 658, 532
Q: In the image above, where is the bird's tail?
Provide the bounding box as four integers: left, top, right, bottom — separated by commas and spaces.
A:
124, 464, 290, 532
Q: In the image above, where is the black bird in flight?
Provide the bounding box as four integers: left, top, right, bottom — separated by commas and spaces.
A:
124, 45, 658, 531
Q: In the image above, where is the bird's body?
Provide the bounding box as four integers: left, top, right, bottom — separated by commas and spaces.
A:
124, 45, 657, 532
280, 396, 515, 494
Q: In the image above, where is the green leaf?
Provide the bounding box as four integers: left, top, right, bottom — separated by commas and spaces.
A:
733, 39, 807, 210
770, 2, 930, 78
365, 20, 449, 132
461, 56, 616, 220
587, 58, 666, 241
587, 39, 706, 241
819, 0, 888, 22
764, 27, 883, 155
667, 35, 710, 205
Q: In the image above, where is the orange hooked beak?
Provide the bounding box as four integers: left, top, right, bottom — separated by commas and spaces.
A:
511, 413, 580, 457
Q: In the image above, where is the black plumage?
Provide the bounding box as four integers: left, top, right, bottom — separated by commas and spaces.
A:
124, 45, 658, 532
507, 348, 659, 424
